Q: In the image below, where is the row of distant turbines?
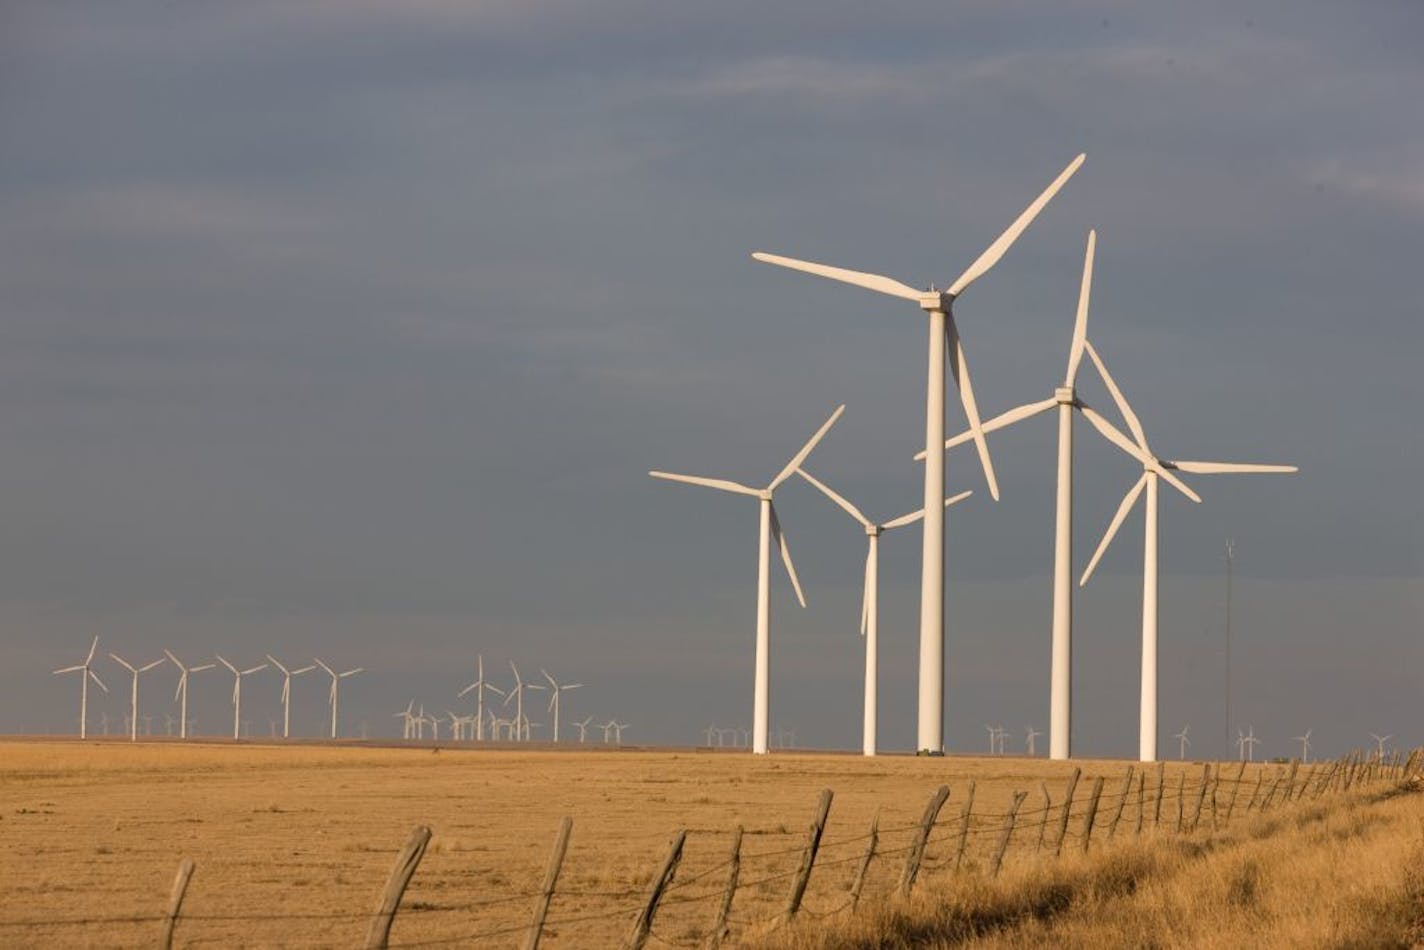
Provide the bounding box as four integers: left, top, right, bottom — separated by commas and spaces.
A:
653, 153, 1297, 760
52, 637, 362, 740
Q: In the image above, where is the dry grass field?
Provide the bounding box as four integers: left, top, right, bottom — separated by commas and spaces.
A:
0, 739, 1417, 948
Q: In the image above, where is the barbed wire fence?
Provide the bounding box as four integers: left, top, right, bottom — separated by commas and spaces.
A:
2, 746, 1418, 948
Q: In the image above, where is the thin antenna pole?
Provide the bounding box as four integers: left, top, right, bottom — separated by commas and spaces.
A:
1224, 538, 1234, 762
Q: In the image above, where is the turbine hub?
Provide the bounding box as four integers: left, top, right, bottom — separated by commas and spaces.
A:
865, 524, 882, 537
758, 489, 773, 502
917, 291, 953, 312
1055, 386, 1075, 405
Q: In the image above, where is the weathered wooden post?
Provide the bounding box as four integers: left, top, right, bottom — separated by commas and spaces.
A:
953, 780, 976, 871
704, 827, 743, 950
1245, 770, 1265, 812
1153, 762, 1166, 828
625, 830, 686, 950
1134, 772, 1146, 835
848, 814, 878, 910
782, 788, 834, 923
1107, 765, 1134, 838
523, 817, 573, 950
1080, 776, 1105, 853
1188, 764, 1210, 831
1174, 772, 1186, 833
1053, 768, 1081, 857
990, 791, 1027, 878
898, 785, 950, 896
1284, 760, 1300, 802
1225, 761, 1247, 821
158, 858, 195, 950
1035, 783, 1052, 852
365, 825, 432, 950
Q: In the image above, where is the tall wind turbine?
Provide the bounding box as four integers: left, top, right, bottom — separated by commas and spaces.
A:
1025, 726, 1042, 757
164, 650, 214, 740
53, 637, 107, 739
540, 669, 582, 743
1370, 733, 1393, 762
109, 653, 165, 742
1237, 726, 1260, 762
651, 404, 844, 754
753, 155, 1085, 753
313, 659, 363, 739
502, 662, 545, 742
457, 655, 505, 741
216, 656, 267, 741
1077, 340, 1297, 761
266, 655, 316, 739
1294, 729, 1312, 763
796, 467, 971, 756
1174, 724, 1191, 760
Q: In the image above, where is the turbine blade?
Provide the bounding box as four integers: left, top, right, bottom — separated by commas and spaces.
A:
915, 397, 1058, 460
1078, 404, 1153, 466
341, 668, 363, 678
457, 682, 477, 698
946, 153, 1086, 296
1084, 341, 1149, 452
769, 404, 845, 490
881, 490, 973, 530
241, 665, 267, 676
139, 660, 165, 672
769, 503, 807, 608
1166, 461, 1300, 475
796, 468, 871, 527
163, 649, 181, 668
191, 664, 215, 673
53, 665, 83, 675
89, 669, 108, 692
947, 316, 999, 500
109, 653, 135, 673
292, 665, 315, 675
1080, 474, 1149, 586
1065, 229, 1096, 386
751, 252, 922, 301
85, 636, 98, 665
281, 680, 290, 704
648, 471, 760, 497
265, 654, 288, 674
174, 673, 186, 703
216, 655, 236, 674
1153, 465, 1202, 504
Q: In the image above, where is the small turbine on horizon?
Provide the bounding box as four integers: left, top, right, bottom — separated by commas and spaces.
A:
164, 650, 215, 741
1174, 724, 1191, 761
266, 655, 316, 740
53, 637, 107, 739
1369, 733, 1393, 762
1295, 729, 1313, 763
313, 659, 363, 739
541, 669, 582, 743
216, 656, 267, 741
109, 653, 165, 742
457, 655, 505, 742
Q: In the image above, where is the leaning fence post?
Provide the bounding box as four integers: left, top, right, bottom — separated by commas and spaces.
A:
704, 826, 742, 950
625, 830, 686, 950
1225, 761, 1247, 821
523, 817, 573, 950
1246, 769, 1265, 812
1035, 783, 1052, 853
1134, 772, 1146, 835
158, 858, 195, 950
1153, 762, 1166, 828
365, 825, 432, 950
1174, 772, 1186, 833
990, 791, 1028, 878
848, 813, 878, 910
898, 784, 950, 896
1053, 768, 1081, 857
782, 788, 834, 923
1188, 764, 1210, 831
1081, 776, 1105, 853
1108, 766, 1134, 838
1284, 760, 1300, 802
954, 780, 976, 871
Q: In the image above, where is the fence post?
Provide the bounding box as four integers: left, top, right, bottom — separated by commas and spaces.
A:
158, 858, 195, 950
990, 791, 1028, 878
1245, 770, 1265, 812
625, 830, 686, 950
782, 788, 834, 923
523, 817, 573, 950
1107, 765, 1134, 838
1284, 760, 1300, 802
1081, 776, 1105, 853
1153, 762, 1166, 828
1225, 761, 1247, 821
1053, 768, 1081, 857
898, 784, 950, 896
704, 826, 742, 950
954, 780, 976, 871
1035, 783, 1052, 852
364, 825, 432, 950
848, 814, 878, 910
1188, 764, 1210, 831
1134, 772, 1146, 835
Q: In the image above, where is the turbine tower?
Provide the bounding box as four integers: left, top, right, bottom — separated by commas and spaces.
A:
796, 467, 971, 756
753, 154, 1085, 752
216, 656, 267, 740
1369, 733, 1393, 762
109, 653, 165, 742
53, 637, 107, 739
313, 659, 363, 739
650, 404, 844, 754
164, 650, 214, 740
457, 655, 505, 741
266, 655, 316, 739
540, 669, 582, 743
502, 662, 545, 742
1025, 725, 1042, 757
1294, 729, 1312, 763
1077, 340, 1297, 761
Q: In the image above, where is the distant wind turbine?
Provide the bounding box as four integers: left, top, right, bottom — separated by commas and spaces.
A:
266, 655, 316, 740
575, 716, 595, 743
1369, 733, 1393, 762
1294, 729, 1312, 763
502, 662, 545, 742
457, 655, 505, 741
1174, 724, 1191, 761
313, 659, 363, 739
53, 637, 108, 739
1025, 725, 1042, 757
164, 650, 214, 740
1237, 726, 1260, 762
540, 669, 582, 743
109, 653, 165, 742
216, 656, 267, 740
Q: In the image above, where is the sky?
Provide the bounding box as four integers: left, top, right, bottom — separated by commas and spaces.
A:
1, 1, 1419, 759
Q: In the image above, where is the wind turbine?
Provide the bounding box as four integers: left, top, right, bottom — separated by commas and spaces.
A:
1295, 729, 1312, 763
266, 655, 316, 739
53, 637, 107, 739
1025, 726, 1042, 757
1174, 724, 1191, 760
109, 653, 165, 742
502, 662, 545, 742
650, 404, 844, 754
540, 669, 582, 743
797, 467, 971, 756
164, 651, 214, 740
608, 721, 628, 745
216, 656, 267, 741
1237, 726, 1260, 762
313, 659, 363, 739
1077, 340, 1297, 761
753, 155, 1085, 753
1369, 733, 1393, 762
457, 655, 506, 741
985, 724, 997, 755
394, 700, 416, 740
576, 716, 595, 743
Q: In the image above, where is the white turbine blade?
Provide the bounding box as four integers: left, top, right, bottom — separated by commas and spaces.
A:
265, 654, 288, 675
242, 665, 268, 676
1065, 229, 1096, 386
85, 636, 99, 665
281, 680, 290, 704
796, 468, 870, 527
541, 668, 557, 689
110, 653, 135, 673
1084, 341, 1149, 452
649, 471, 760, 497
751, 252, 922, 301
1154, 466, 1202, 504
769, 503, 807, 608
860, 547, 872, 637
313, 658, 334, 676
457, 681, 478, 698
1078, 404, 1153, 466
216, 655, 235, 674
769, 405, 845, 491
1166, 461, 1300, 475
882, 490, 973, 530
340, 668, 363, 678
89, 669, 108, 692
946, 153, 1086, 297
174, 673, 187, 703
54, 665, 83, 675
292, 665, 315, 675
915, 396, 1057, 460
565, 683, 582, 690
947, 316, 999, 500
485, 683, 506, 698
191, 664, 215, 673
163, 649, 181, 668
139, 660, 165, 673
1079, 474, 1149, 587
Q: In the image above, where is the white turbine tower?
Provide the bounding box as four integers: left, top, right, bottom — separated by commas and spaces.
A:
216, 656, 267, 741
313, 659, 363, 739
541, 669, 582, 743
265, 655, 316, 739
1077, 340, 1297, 761
650, 405, 844, 755
1295, 729, 1312, 763
109, 653, 165, 742
502, 662, 545, 742
575, 716, 595, 743
1025, 726, 1042, 757
53, 637, 107, 739
753, 155, 1085, 753
457, 655, 506, 741
164, 650, 214, 740
1174, 724, 1191, 760
795, 467, 971, 756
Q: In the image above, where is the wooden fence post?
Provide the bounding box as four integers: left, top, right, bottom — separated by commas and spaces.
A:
158, 858, 195, 950
1035, 783, 1052, 852
990, 792, 1027, 878
1108, 766, 1134, 838
1053, 768, 1081, 857
1188, 764, 1210, 831
365, 825, 432, 950
1081, 776, 1105, 853
782, 788, 834, 923
898, 785, 950, 896
1174, 772, 1186, 833
1134, 772, 1146, 835
1153, 762, 1166, 828
848, 814, 878, 910
1284, 760, 1300, 802
953, 780, 976, 871
704, 827, 742, 950
1225, 761, 1247, 821
1245, 770, 1265, 812
625, 830, 686, 950
523, 817, 573, 950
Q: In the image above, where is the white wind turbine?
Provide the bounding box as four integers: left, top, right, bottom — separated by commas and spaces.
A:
1174, 724, 1191, 760
109, 653, 165, 742
502, 662, 545, 742
164, 651, 215, 740
1077, 340, 1297, 762
985, 724, 997, 755
266, 655, 316, 740
796, 467, 971, 756
313, 659, 363, 739
1237, 726, 1260, 762
1025, 726, 1042, 757
1370, 733, 1393, 762
53, 637, 107, 739
651, 404, 844, 755
753, 154, 1085, 753
216, 656, 267, 740
576, 716, 595, 743
540, 669, 582, 743
1295, 729, 1313, 763
394, 700, 416, 740
457, 655, 506, 742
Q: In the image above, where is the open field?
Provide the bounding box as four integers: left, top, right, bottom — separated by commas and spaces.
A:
0, 740, 1416, 948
